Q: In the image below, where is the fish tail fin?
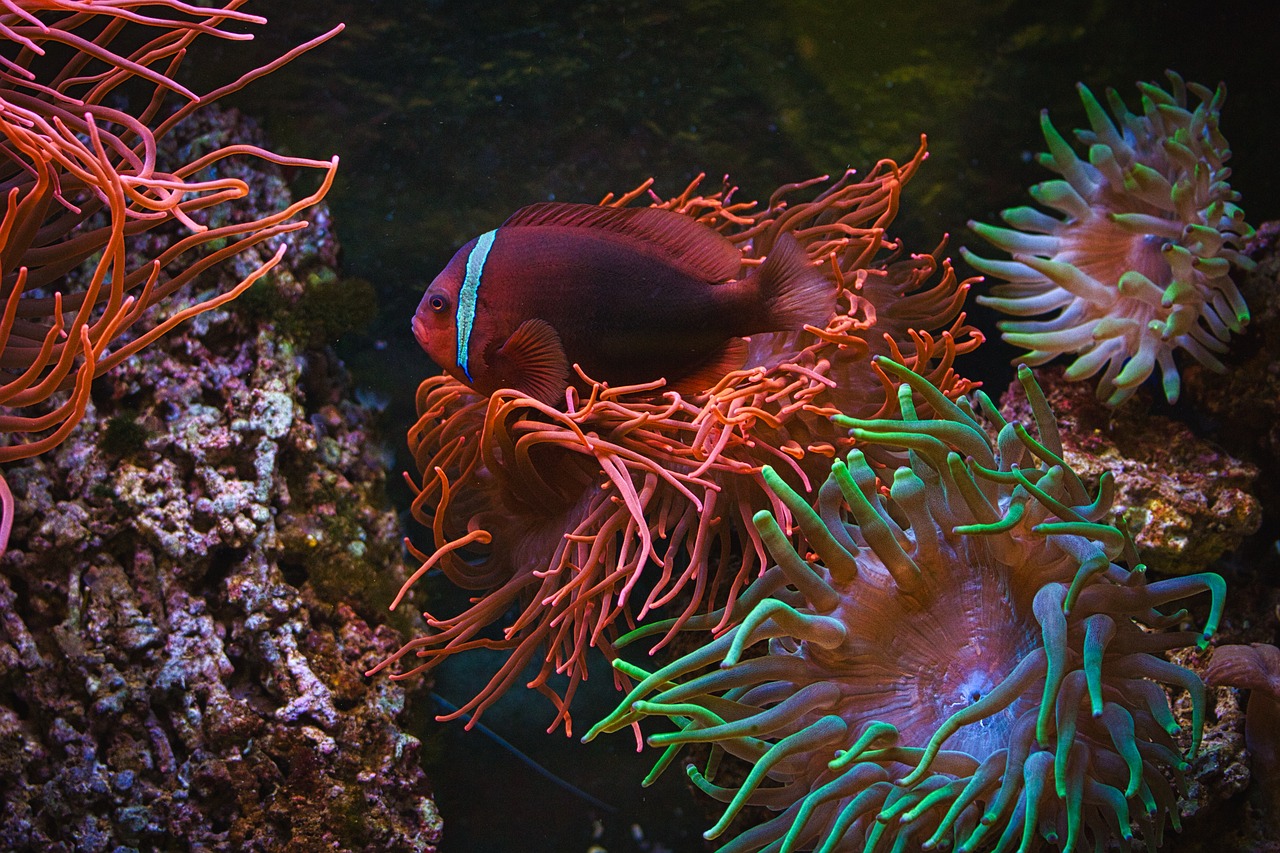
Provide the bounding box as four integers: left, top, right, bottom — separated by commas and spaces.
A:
749, 232, 835, 331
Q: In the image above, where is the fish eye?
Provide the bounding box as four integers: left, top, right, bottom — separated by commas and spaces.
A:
428, 293, 450, 313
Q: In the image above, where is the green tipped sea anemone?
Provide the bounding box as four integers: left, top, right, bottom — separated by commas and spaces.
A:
964, 71, 1255, 405
585, 358, 1223, 852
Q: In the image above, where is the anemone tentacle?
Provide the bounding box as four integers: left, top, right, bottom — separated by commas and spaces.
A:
586, 357, 1223, 851
374, 147, 985, 732
967, 71, 1255, 405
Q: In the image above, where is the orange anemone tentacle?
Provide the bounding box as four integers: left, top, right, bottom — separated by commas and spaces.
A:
378, 143, 984, 731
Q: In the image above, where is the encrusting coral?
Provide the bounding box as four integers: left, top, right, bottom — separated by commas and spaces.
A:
965, 71, 1255, 405
371, 141, 985, 733
586, 358, 1224, 853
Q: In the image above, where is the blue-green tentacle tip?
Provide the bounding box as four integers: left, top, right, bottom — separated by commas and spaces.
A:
1197, 573, 1225, 649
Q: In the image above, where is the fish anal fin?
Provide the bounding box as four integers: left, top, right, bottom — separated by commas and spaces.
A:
667, 338, 749, 397
494, 318, 571, 406
503, 202, 740, 283
749, 232, 836, 331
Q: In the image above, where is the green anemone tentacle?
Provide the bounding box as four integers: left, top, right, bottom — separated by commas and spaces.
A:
592, 357, 1226, 853
970, 73, 1255, 406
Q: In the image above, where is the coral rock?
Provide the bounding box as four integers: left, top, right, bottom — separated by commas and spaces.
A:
0, 109, 437, 853
1000, 365, 1261, 575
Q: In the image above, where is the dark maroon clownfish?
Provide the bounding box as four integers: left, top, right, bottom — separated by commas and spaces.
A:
412, 202, 835, 406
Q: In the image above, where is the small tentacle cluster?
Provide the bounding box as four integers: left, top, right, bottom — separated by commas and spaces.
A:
586, 358, 1224, 852
966, 71, 1255, 405
372, 143, 983, 734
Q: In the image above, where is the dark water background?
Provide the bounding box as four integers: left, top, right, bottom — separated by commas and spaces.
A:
186, 2, 1278, 851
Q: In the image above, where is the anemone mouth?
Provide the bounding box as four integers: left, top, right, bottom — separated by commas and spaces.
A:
815, 542, 1041, 762
922, 638, 1035, 759
1063, 215, 1171, 293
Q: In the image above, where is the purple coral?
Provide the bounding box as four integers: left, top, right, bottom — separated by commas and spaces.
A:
0, 104, 438, 850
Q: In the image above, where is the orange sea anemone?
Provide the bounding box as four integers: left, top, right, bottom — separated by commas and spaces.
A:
371, 139, 983, 734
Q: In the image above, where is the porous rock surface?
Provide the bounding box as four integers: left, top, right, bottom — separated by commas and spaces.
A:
0, 109, 440, 852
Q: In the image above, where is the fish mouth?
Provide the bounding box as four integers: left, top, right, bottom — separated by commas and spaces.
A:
411, 313, 431, 352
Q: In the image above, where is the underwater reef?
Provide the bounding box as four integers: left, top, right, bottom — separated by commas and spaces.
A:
1172, 222, 1280, 853
0, 103, 441, 852
381, 69, 1278, 853
0, 2, 440, 850
0, 0, 340, 507
0, 1, 1277, 848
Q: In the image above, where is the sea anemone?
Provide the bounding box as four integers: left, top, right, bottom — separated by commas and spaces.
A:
964, 71, 1255, 405
370, 142, 984, 733
1206, 643, 1280, 817
0, 1, 340, 549
585, 358, 1224, 852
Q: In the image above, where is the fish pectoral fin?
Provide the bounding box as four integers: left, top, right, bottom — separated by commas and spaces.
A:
493, 318, 571, 406
667, 338, 750, 397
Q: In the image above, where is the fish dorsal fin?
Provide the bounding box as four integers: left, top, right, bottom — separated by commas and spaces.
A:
667, 338, 750, 397
503, 202, 741, 282
493, 317, 571, 407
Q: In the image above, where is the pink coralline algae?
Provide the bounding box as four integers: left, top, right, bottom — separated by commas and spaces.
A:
966, 71, 1255, 405
587, 359, 1224, 853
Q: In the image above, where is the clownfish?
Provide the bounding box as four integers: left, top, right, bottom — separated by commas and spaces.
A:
412, 201, 834, 405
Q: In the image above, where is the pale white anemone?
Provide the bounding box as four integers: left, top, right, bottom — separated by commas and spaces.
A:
964, 71, 1255, 405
